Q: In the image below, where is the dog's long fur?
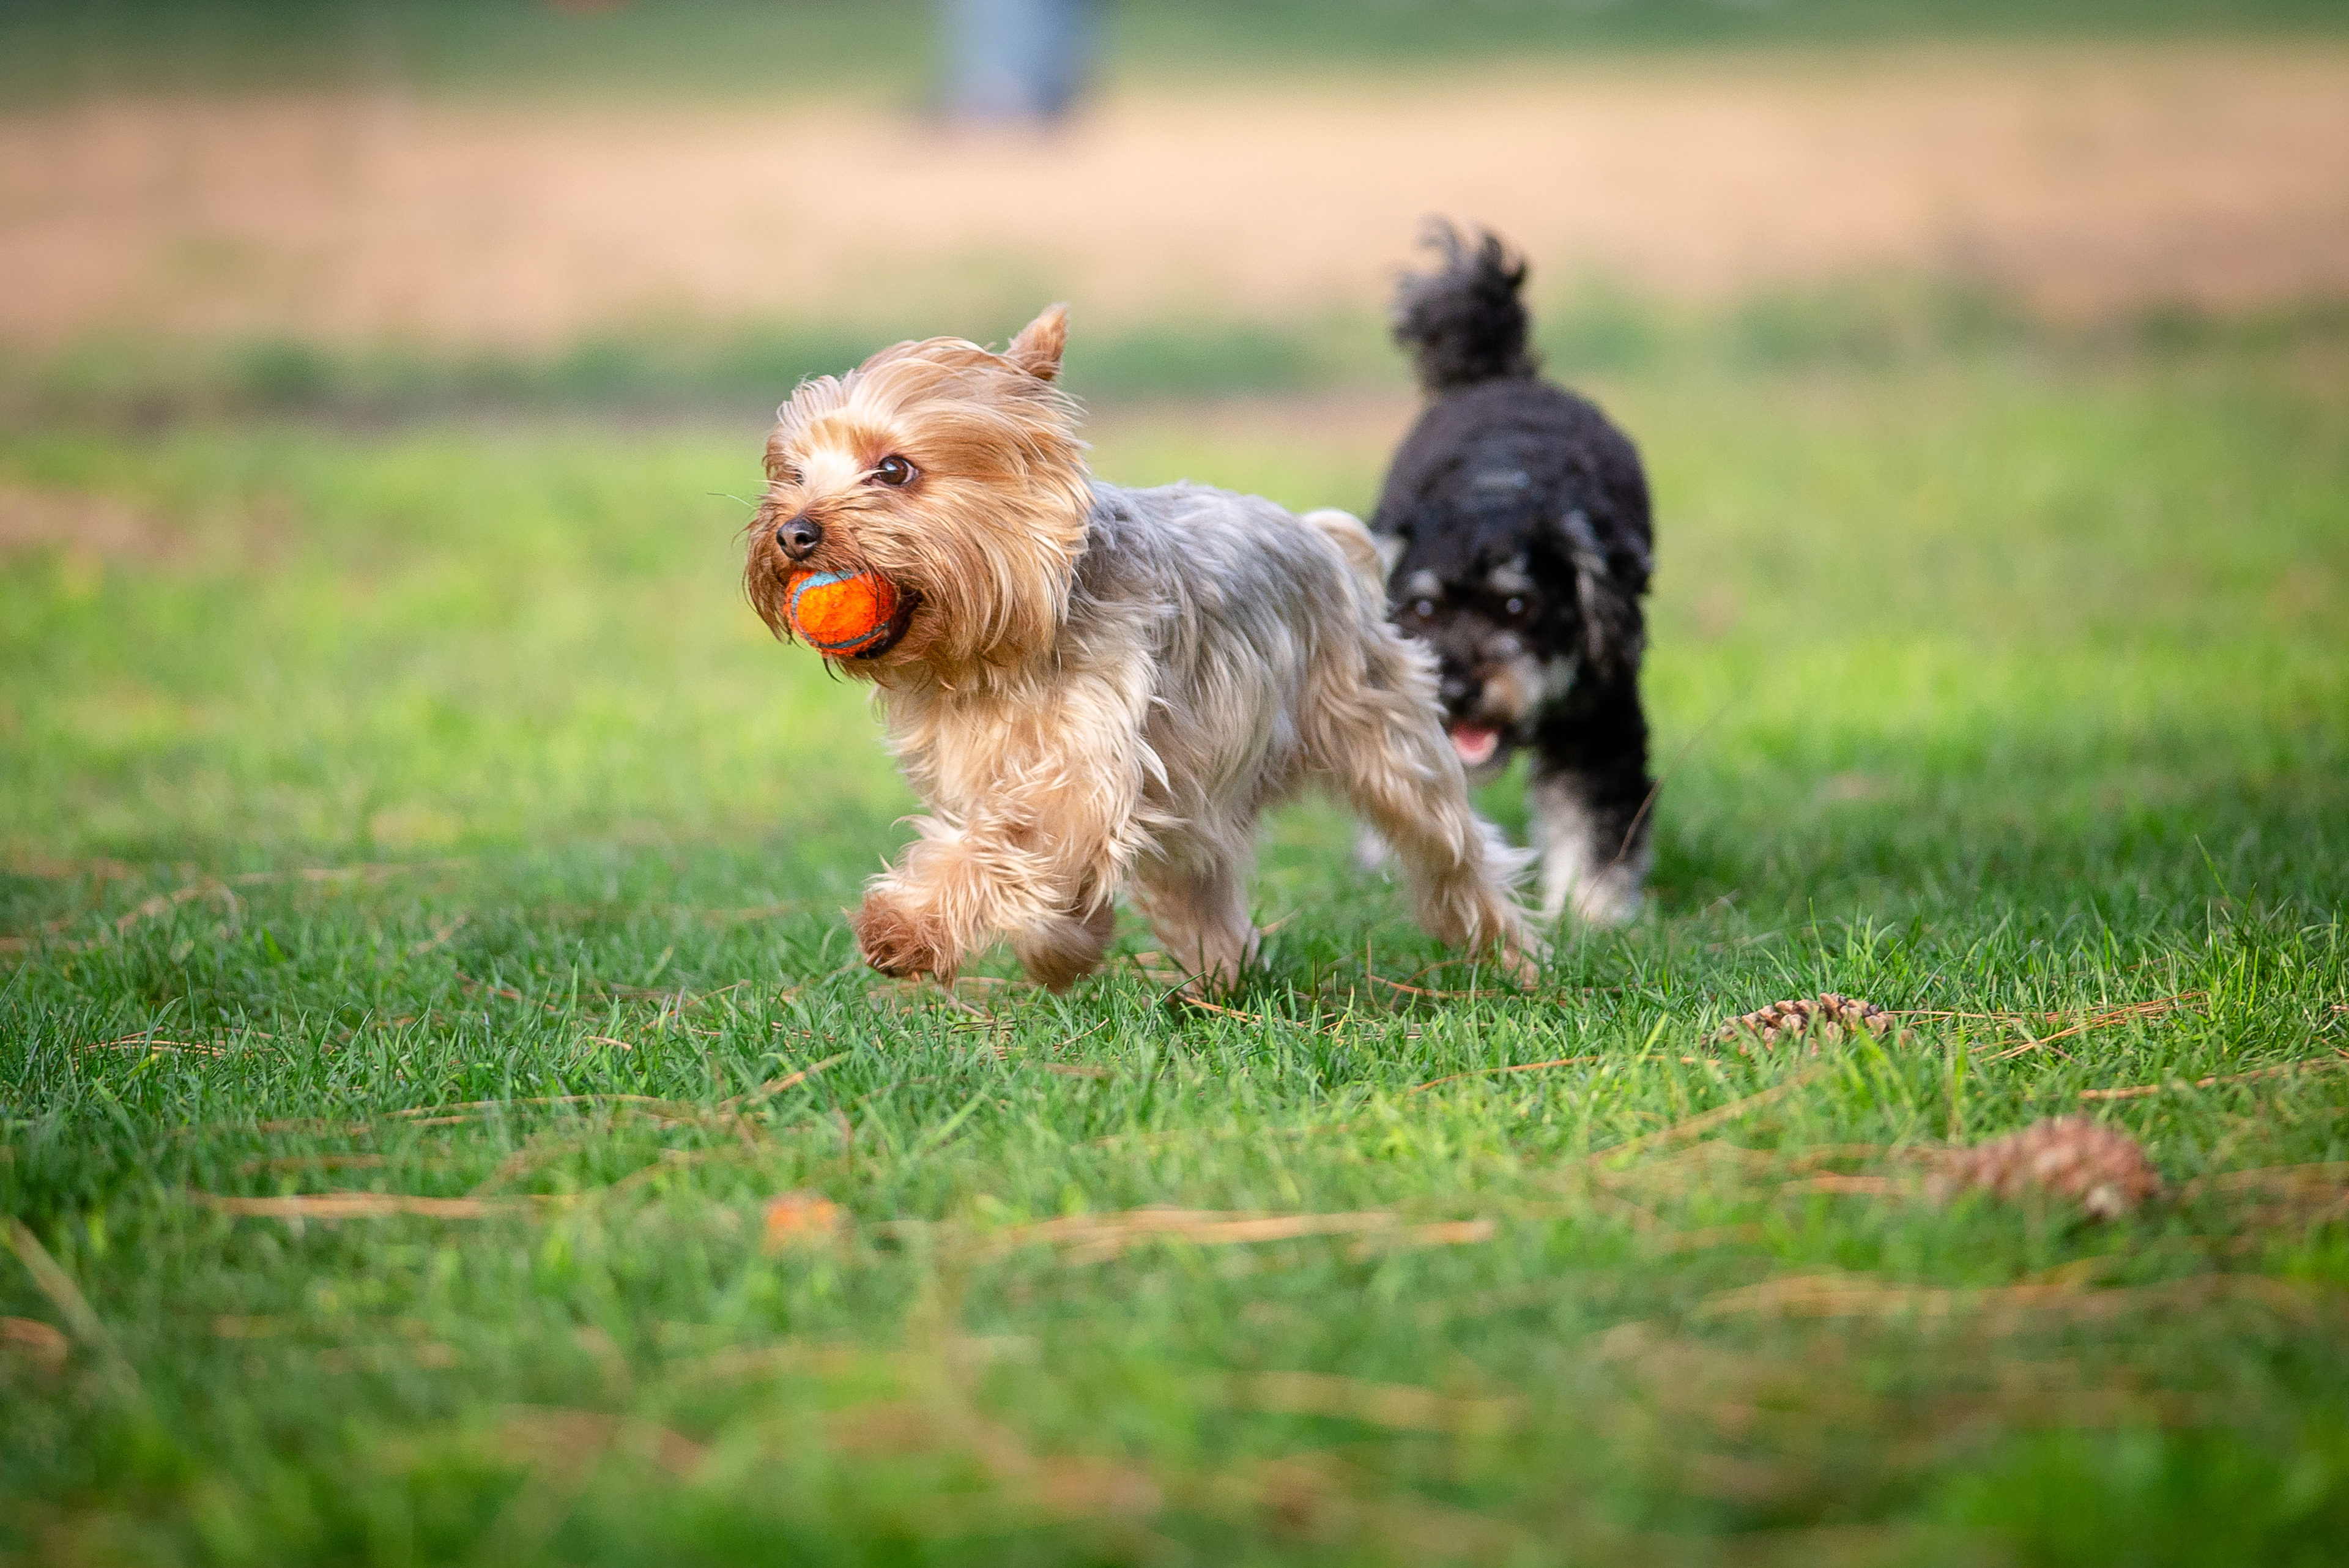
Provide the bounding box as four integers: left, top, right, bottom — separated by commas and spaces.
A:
1370, 225, 1657, 926
746, 307, 1537, 991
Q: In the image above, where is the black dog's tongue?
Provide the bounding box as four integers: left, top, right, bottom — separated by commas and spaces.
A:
1450, 724, 1501, 767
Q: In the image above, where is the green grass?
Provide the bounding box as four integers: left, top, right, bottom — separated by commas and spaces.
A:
19, 282, 2343, 429
3, 325, 2347, 1565
7, 0, 2347, 105
4, 308, 1398, 429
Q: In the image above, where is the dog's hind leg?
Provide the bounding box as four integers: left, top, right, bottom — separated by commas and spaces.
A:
1130, 847, 1258, 995
1305, 634, 1541, 983
1297, 505, 1537, 969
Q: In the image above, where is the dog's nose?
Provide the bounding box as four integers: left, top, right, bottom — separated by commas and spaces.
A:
1440, 673, 1473, 702
776, 516, 823, 560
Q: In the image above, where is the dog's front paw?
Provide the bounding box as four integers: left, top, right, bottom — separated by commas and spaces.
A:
851, 893, 956, 981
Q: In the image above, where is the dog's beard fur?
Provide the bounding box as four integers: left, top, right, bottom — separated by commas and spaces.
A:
744, 305, 1540, 993
1391, 555, 1598, 781
744, 308, 1093, 682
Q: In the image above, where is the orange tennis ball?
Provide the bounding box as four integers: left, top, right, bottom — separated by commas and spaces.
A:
786, 570, 902, 656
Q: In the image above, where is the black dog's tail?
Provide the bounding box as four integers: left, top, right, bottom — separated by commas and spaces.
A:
1391, 220, 1538, 393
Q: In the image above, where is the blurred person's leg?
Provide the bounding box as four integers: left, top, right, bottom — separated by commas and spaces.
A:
940, 0, 1092, 123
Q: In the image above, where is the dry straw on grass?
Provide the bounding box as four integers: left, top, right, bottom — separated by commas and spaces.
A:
2081, 1052, 2348, 1101
973, 1206, 1495, 1266
1, 1315, 71, 1372
1697, 1269, 2317, 1326
192, 1191, 570, 1221
1226, 1369, 1518, 1434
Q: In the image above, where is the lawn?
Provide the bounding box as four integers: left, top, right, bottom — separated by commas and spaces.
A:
2, 319, 2347, 1565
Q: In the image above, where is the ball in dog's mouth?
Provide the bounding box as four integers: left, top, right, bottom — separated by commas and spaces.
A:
1449, 723, 1502, 767
785, 569, 919, 660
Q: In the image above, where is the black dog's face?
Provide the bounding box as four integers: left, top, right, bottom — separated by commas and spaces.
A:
1375, 396, 1651, 781
1392, 543, 1581, 778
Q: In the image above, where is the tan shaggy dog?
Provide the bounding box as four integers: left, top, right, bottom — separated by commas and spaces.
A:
745, 306, 1538, 993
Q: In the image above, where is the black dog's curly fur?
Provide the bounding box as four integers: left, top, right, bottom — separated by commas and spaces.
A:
1370, 222, 1657, 926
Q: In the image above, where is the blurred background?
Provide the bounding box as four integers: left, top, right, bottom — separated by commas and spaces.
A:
6, 0, 2347, 421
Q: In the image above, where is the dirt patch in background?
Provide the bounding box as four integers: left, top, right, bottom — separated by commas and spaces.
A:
0, 484, 180, 560
4, 46, 2347, 351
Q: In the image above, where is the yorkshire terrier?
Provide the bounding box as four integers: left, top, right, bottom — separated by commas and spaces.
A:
745, 305, 1538, 992
1368, 223, 1657, 927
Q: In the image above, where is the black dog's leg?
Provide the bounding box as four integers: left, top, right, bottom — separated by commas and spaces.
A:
1527, 677, 1653, 925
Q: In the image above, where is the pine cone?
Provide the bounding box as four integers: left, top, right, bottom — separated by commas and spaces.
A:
1713, 992, 1900, 1052
1928, 1117, 2163, 1219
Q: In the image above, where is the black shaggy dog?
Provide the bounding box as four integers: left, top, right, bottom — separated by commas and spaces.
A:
1368, 223, 1657, 926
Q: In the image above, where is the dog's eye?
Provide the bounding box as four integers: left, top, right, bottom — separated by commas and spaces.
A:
1504, 596, 1526, 618
871, 455, 918, 487
1412, 599, 1435, 619
773, 463, 802, 486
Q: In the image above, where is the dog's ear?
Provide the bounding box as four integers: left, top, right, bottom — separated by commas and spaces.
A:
1559, 508, 1642, 674
1006, 304, 1069, 382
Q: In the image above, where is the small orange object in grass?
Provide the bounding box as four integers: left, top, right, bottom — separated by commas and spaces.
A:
762, 1191, 841, 1252
785, 569, 903, 656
